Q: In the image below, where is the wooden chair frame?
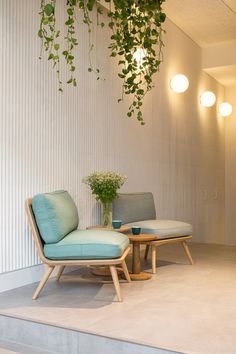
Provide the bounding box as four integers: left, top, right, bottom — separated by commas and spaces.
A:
144, 235, 194, 273
25, 198, 131, 302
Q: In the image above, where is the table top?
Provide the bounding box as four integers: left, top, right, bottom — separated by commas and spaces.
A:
128, 233, 157, 242
86, 225, 130, 233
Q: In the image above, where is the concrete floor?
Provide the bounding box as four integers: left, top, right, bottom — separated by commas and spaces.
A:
0, 243, 236, 354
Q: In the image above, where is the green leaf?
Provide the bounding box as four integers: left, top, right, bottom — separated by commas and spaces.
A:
67, 8, 73, 16
42, 18, 49, 25
38, 29, 43, 38
65, 18, 74, 26
44, 4, 54, 16
137, 89, 144, 95
97, 6, 103, 14
54, 43, 60, 51
87, 0, 96, 11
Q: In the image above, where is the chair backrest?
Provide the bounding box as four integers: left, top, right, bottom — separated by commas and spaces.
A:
25, 198, 48, 263
31, 190, 79, 244
112, 192, 156, 224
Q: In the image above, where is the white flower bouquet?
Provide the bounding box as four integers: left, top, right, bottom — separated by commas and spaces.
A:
83, 171, 127, 226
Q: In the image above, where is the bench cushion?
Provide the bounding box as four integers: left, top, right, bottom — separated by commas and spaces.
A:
32, 190, 79, 244
44, 230, 129, 259
124, 220, 193, 239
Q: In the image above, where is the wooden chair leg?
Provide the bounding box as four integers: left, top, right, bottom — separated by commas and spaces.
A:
32, 265, 55, 300
121, 260, 131, 282
182, 241, 194, 265
144, 244, 150, 260
151, 245, 157, 274
109, 265, 122, 302
56, 265, 65, 281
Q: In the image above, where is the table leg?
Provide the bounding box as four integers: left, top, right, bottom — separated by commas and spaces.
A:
132, 242, 141, 274
130, 242, 152, 281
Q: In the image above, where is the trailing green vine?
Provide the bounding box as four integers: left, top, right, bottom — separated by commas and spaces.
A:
39, 0, 62, 91
38, 0, 166, 124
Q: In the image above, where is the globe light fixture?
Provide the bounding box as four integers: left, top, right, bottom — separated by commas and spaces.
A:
170, 74, 189, 93
133, 48, 147, 68
219, 102, 233, 117
200, 91, 216, 107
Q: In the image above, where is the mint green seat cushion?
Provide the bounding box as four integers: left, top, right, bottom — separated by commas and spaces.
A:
124, 220, 193, 239
32, 190, 79, 244
44, 230, 130, 260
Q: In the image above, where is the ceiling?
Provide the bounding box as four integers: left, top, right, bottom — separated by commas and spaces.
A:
163, 0, 236, 47
204, 64, 236, 86
163, 0, 236, 86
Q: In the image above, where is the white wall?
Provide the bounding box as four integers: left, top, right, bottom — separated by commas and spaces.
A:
225, 85, 236, 245
0, 0, 225, 289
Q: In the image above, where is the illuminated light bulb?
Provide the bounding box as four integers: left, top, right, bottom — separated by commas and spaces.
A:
219, 102, 233, 117
170, 74, 189, 93
133, 48, 147, 68
200, 91, 216, 107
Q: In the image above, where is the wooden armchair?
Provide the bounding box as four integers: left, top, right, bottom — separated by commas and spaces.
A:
25, 191, 131, 302
113, 192, 193, 274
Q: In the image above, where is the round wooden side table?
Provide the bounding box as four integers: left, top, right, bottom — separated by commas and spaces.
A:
86, 225, 130, 233
128, 234, 157, 281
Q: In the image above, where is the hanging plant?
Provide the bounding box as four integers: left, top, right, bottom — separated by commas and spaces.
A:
38, 0, 166, 124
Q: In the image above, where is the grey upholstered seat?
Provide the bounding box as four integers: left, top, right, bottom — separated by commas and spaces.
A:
112, 192, 192, 239
123, 220, 193, 239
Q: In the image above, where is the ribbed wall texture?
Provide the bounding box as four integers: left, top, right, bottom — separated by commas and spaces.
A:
0, 0, 225, 274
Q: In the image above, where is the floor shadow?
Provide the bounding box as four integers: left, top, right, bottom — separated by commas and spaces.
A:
0, 267, 126, 311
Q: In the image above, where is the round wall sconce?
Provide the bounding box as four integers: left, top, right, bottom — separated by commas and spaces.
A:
200, 91, 216, 107
170, 74, 189, 93
219, 102, 233, 117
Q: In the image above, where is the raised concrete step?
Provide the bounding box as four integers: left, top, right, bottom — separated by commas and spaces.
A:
0, 315, 181, 354
0, 339, 55, 354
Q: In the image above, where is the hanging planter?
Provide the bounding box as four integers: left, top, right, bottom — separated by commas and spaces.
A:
38, 0, 166, 124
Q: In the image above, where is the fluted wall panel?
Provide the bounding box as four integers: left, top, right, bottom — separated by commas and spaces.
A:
0, 0, 225, 275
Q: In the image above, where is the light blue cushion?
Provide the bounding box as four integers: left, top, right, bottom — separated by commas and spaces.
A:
44, 230, 129, 259
113, 193, 156, 224
32, 190, 79, 244
124, 220, 193, 239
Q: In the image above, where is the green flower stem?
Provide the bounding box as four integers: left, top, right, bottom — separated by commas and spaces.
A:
102, 201, 112, 227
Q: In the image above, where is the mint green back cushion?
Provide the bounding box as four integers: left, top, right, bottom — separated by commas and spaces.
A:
32, 190, 79, 244
44, 230, 129, 259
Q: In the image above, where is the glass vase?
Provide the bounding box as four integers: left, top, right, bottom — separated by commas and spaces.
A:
101, 201, 112, 227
